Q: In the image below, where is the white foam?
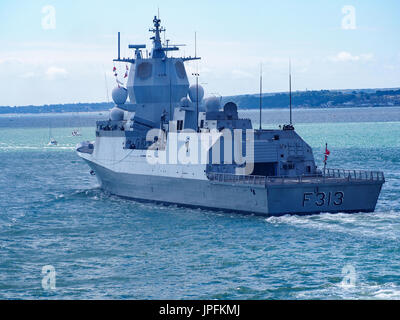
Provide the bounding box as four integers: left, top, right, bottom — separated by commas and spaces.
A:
265, 210, 400, 241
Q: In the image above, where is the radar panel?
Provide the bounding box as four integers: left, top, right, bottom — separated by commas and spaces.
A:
137, 62, 153, 80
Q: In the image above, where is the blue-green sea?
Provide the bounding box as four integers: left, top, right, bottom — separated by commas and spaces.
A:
0, 107, 400, 299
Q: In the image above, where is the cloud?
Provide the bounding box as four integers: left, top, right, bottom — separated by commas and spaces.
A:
359, 53, 374, 61
20, 72, 36, 79
45, 66, 68, 79
329, 51, 374, 62
231, 69, 254, 79
0, 57, 24, 65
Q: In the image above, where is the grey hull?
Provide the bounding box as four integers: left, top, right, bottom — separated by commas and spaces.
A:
86, 160, 384, 216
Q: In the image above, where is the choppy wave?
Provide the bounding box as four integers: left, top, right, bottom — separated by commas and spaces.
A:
0, 145, 75, 151
1, 121, 400, 299
265, 210, 400, 240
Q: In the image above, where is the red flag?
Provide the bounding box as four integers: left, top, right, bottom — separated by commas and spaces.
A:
126, 65, 129, 70
124, 71, 128, 78
113, 66, 116, 72
325, 146, 330, 156
324, 144, 330, 163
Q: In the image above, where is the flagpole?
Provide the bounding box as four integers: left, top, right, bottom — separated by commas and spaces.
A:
289, 59, 292, 126
259, 63, 262, 131
323, 143, 327, 176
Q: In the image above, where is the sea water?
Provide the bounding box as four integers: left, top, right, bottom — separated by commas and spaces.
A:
0, 107, 399, 299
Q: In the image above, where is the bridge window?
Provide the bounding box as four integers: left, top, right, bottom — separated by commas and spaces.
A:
177, 120, 184, 131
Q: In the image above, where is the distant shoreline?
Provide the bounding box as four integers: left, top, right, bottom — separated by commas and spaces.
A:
1, 104, 400, 116
1, 88, 399, 115
0, 88, 400, 115
1, 105, 400, 118
1, 106, 400, 129
0, 111, 107, 117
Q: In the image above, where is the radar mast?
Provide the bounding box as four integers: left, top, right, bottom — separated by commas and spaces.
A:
149, 16, 166, 58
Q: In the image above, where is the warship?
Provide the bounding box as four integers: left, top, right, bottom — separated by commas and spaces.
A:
77, 16, 384, 216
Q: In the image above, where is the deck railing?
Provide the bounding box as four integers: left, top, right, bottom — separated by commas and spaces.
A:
324, 168, 385, 181
207, 168, 384, 186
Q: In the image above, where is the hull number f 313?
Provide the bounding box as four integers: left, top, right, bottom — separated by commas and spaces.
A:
303, 191, 344, 207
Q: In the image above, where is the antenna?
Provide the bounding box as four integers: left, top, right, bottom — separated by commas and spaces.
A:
169, 64, 172, 122
283, 59, 294, 131
169, 77, 172, 121
101, 64, 110, 103
193, 31, 199, 131
192, 72, 200, 132
259, 63, 263, 131
118, 32, 121, 60
104, 71, 110, 103
289, 59, 292, 126
194, 31, 197, 58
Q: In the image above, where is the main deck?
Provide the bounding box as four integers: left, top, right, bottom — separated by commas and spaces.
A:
207, 168, 385, 187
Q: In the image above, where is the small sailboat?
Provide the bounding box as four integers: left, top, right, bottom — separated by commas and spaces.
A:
71, 129, 81, 136
72, 111, 82, 136
47, 124, 58, 146
48, 138, 58, 146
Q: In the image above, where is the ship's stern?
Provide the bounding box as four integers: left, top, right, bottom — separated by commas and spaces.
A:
266, 169, 385, 215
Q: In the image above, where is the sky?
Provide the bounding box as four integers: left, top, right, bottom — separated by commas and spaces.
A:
0, 0, 399, 106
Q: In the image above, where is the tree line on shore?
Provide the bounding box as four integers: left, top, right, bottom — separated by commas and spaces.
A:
1, 89, 400, 114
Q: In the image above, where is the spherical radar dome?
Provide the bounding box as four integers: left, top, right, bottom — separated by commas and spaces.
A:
188, 84, 204, 103
112, 86, 128, 105
110, 107, 124, 121
205, 95, 221, 112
